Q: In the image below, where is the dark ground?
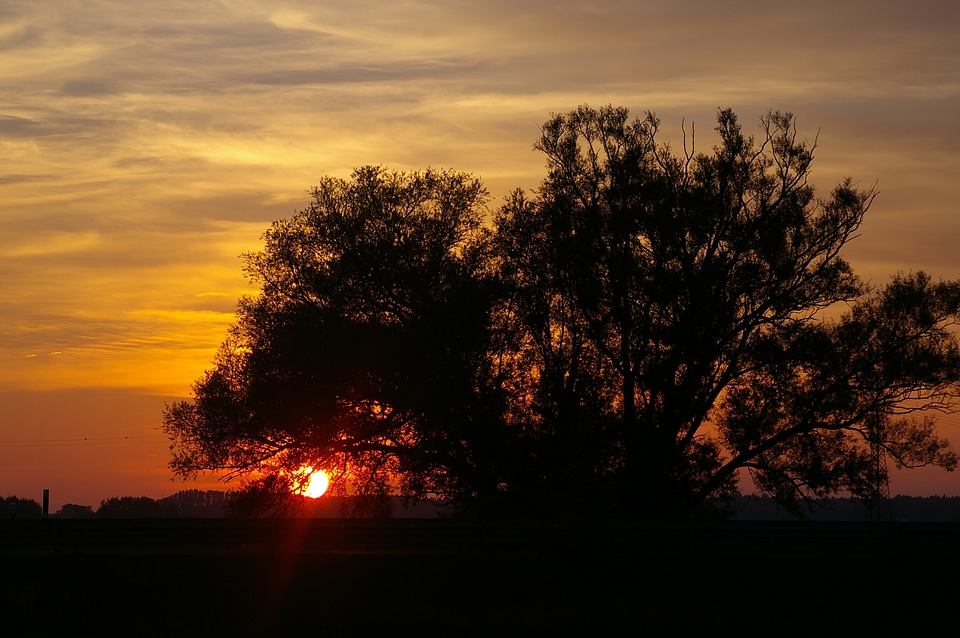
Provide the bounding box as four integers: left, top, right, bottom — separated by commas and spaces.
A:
3, 518, 958, 636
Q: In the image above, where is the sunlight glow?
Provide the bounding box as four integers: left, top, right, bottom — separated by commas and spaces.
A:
302, 467, 330, 498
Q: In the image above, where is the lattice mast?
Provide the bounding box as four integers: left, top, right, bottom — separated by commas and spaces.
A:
866, 413, 893, 522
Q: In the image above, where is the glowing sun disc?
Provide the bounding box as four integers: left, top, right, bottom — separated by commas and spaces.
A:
304, 469, 330, 498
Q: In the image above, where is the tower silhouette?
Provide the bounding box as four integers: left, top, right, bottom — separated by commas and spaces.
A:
866, 414, 893, 522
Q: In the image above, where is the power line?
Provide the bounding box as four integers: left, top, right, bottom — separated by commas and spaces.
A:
0, 435, 167, 448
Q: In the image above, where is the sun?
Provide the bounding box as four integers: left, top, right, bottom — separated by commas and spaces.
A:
302, 467, 330, 498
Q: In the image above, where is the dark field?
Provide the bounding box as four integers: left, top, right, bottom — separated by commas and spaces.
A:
4, 519, 959, 635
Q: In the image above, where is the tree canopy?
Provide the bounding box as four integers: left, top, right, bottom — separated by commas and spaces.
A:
164, 106, 960, 519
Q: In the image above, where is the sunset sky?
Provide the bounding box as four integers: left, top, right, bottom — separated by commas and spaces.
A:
3, 0, 960, 510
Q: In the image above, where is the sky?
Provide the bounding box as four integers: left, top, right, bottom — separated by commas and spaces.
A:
2, 0, 960, 510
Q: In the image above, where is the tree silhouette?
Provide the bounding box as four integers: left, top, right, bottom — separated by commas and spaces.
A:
3, 495, 42, 520
164, 107, 960, 519
55, 503, 96, 519
492, 106, 959, 516
715, 272, 960, 514
165, 167, 512, 512
159, 489, 229, 517
96, 496, 163, 518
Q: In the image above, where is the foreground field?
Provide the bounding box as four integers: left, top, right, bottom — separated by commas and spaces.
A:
3, 519, 959, 635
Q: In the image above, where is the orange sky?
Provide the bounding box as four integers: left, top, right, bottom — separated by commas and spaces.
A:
3, 1, 960, 510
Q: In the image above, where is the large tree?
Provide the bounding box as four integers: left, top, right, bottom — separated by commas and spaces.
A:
494, 105, 959, 516
165, 107, 960, 519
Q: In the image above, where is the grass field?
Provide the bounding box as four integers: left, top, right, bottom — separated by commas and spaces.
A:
3, 519, 958, 635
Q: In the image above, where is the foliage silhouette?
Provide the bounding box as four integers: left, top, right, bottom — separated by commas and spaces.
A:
224, 474, 304, 518
55, 503, 96, 519
3, 495, 42, 520
160, 489, 229, 517
96, 496, 164, 518
164, 107, 960, 519
166, 167, 508, 513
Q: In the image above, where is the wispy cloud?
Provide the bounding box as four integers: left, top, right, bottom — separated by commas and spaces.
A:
2, 0, 959, 394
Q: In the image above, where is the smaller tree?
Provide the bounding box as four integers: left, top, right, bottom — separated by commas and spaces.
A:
164, 166, 505, 509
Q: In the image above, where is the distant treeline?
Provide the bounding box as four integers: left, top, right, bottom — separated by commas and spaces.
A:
2, 490, 230, 520
6, 492, 960, 521
2, 491, 444, 519
733, 494, 960, 522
